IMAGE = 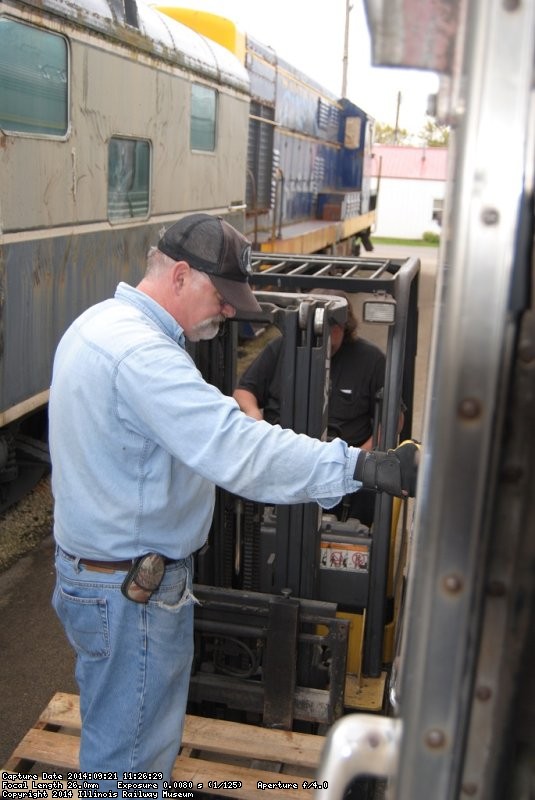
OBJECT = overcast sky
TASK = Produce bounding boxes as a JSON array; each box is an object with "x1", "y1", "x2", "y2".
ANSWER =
[{"x1": 153, "y1": 0, "x2": 439, "y2": 133}]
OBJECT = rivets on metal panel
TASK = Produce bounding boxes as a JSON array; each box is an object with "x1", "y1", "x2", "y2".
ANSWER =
[
  {"x1": 481, "y1": 207, "x2": 500, "y2": 225},
  {"x1": 443, "y1": 573, "x2": 463, "y2": 594},
  {"x1": 458, "y1": 397, "x2": 481, "y2": 419},
  {"x1": 367, "y1": 733, "x2": 381, "y2": 749},
  {"x1": 475, "y1": 685, "x2": 492, "y2": 702},
  {"x1": 425, "y1": 728, "x2": 446, "y2": 749}
]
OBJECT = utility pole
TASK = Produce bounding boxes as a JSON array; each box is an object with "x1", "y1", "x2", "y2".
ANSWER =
[
  {"x1": 394, "y1": 91, "x2": 402, "y2": 143},
  {"x1": 342, "y1": 0, "x2": 352, "y2": 97}
]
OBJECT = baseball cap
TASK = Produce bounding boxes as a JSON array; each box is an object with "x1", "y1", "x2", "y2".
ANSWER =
[{"x1": 157, "y1": 214, "x2": 261, "y2": 313}]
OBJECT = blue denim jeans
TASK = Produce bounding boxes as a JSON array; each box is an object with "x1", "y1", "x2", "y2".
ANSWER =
[{"x1": 53, "y1": 547, "x2": 196, "y2": 784}]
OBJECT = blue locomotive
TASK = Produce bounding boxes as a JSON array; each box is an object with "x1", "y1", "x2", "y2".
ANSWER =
[{"x1": 154, "y1": 5, "x2": 377, "y2": 254}]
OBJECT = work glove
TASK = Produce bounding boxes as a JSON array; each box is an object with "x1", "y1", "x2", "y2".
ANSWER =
[{"x1": 353, "y1": 440, "x2": 420, "y2": 498}]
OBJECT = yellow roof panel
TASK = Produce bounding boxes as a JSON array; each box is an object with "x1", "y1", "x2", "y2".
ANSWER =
[{"x1": 152, "y1": 6, "x2": 246, "y2": 63}]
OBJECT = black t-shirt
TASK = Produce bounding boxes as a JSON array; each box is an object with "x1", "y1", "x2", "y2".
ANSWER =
[{"x1": 237, "y1": 335, "x2": 386, "y2": 447}]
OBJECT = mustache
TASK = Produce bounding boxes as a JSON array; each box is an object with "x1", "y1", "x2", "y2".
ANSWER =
[
  {"x1": 189, "y1": 314, "x2": 227, "y2": 341},
  {"x1": 198, "y1": 315, "x2": 225, "y2": 328}
]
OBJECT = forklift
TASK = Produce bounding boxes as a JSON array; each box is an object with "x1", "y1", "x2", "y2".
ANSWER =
[{"x1": 187, "y1": 252, "x2": 420, "y2": 732}]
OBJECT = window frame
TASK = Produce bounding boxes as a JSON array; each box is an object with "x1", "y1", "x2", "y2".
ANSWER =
[
  {"x1": 190, "y1": 82, "x2": 218, "y2": 153},
  {"x1": 0, "y1": 15, "x2": 70, "y2": 139},
  {"x1": 107, "y1": 135, "x2": 152, "y2": 223}
]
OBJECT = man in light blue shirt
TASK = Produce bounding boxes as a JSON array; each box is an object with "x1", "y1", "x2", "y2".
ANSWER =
[{"x1": 49, "y1": 213, "x2": 418, "y2": 784}]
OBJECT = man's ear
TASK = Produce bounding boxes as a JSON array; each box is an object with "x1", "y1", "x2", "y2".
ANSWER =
[{"x1": 172, "y1": 260, "x2": 190, "y2": 293}]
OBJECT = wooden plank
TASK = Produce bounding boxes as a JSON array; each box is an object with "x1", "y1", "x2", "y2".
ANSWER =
[
  {"x1": 6, "y1": 728, "x2": 314, "y2": 800},
  {"x1": 173, "y1": 756, "x2": 314, "y2": 800},
  {"x1": 181, "y1": 715, "x2": 323, "y2": 769},
  {"x1": 344, "y1": 672, "x2": 387, "y2": 712},
  {"x1": 0, "y1": 776, "x2": 82, "y2": 799},
  {"x1": 39, "y1": 693, "x2": 324, "y2": 770},
  {"x1": 40, "y1": 692, "x2": 80, "y2": 727},
  {"x1": 11, "y1": 728, "x2": 79, "y2": 769},
  {"x1": 4, "y1": 693, "x2": 324, "y2": 800}
]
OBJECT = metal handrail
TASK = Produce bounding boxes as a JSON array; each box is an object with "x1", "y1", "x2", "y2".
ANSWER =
[{"x1": 315, "y1": 713, "x2": 402, "y2": 797}]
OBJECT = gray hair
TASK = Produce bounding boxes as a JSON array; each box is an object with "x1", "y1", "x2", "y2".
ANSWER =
[
  {"x1": 145, "y1": 247, "x2": 212, "y2": 296},
  {"x1": 145, "y1": 246, "x2": 175, "y2": 277}
]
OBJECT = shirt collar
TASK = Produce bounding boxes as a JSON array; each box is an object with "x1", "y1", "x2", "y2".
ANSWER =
[{"x1": 115, "y1": 282, "x2": 185, "y2": 347}]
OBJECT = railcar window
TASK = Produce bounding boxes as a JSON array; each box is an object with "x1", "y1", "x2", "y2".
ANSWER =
[
  {"x1": 190, "y1": 84, "x2": 217, "y2": 151},
  {"x1": 107, "y1": 137, "x2": 151, "y2": 221},
  {"x1": 0, "y1": 18, "x2": 68, "y2": 136}
]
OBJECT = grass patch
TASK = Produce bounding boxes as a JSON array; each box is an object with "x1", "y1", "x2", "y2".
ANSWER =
[{"x1": 371, "y1": 236, "x2": 439, "y2": 247}]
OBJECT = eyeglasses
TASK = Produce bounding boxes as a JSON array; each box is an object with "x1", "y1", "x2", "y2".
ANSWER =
[
  {"x1": 121, "y1": 553, "x2": 166, "y2": 603},
  {"x1": 214, "y1": 289, "x2": 235, "y2": 313}
]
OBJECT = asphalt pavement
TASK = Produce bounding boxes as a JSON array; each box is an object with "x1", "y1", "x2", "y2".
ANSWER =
[{"x1": 0, "y1": 535, "x2": 77, "y2": 765}]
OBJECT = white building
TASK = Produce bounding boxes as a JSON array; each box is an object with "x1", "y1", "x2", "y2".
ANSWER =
[{"x1": 370, "y1": 145, "x2": 449, "y2": 239}]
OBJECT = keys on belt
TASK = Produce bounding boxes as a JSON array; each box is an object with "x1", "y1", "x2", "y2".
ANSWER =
[{"x1": 60, "y1": 550, "x2": 182, "y2": 603}]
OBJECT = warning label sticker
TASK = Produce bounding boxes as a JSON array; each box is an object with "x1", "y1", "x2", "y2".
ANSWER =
[{"x1": 320, "y1": 542, "x2": 369, "y2": 572}]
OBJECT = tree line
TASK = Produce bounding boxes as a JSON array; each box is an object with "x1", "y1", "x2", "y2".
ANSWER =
[{"x1": 374, "y1": 118, "x2": 450, "y2": 147}]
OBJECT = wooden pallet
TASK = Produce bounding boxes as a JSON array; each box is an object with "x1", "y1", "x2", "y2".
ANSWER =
[{"x1": 3, "y1": 692, "x2": 325, "y2": 799}]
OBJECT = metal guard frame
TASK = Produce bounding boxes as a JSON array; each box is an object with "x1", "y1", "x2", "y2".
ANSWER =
[{"x1": 245, "y1": 252, "x2": 421, "y2": 677}]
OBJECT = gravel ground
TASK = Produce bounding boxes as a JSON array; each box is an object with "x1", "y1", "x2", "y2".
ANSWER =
[{"x1": 0, "y1": 476, "x2": 53, "y2": 574}]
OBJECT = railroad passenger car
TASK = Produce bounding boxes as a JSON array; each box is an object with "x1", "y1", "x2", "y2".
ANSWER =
[{"x1": 0, "y1": 0, "x2": 249, "y2": 508}]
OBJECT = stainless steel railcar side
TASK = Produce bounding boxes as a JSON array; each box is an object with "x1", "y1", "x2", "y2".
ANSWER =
[
  {"x1": 0, "y1": 0, "x2": 250, "y2": 507},
  {"x1": 318, "y1": 0, "x2": 535, "y2": 797}
]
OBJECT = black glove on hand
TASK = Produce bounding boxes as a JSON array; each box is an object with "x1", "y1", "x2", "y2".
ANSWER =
[{"x1": 354, "y1": 440, "x2": 420, "y2": 498}]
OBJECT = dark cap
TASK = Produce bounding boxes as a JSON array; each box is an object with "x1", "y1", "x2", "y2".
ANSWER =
[
  {"x1": 158, "y1": 214, "x2": 261, "y2": 313},
  {"x1": 310, "y1": 288, "x2": 357, "y2": 339}
]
